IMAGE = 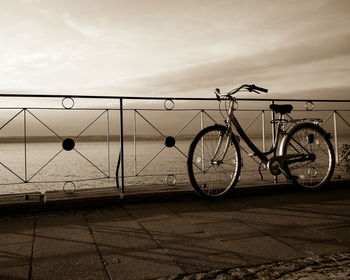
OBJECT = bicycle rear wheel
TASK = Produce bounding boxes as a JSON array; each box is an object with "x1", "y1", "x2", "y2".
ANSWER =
[
  {"x1": 187, "y1": 125, "x2": 241, "y2": 199},
  {"x1": 282, "y1": 122, "x2": 335, "y2": 190}
]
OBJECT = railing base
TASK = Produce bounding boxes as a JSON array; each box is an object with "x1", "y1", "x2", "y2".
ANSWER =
[{"x1": 1, "y1": 179, "x2": 349, "y2": 216}]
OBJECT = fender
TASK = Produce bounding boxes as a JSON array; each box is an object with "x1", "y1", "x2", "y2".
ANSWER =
[{"x1": 279, "y1": 121, "x2": 330, "y2": 156}]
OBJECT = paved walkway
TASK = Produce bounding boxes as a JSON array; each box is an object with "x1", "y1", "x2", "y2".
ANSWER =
[{"x1": 1, "y1": 183, "x2": 350, "y2": 279}]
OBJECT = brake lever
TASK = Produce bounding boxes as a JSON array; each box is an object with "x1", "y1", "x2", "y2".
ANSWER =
[{"x1": 252, "y1": 89, "x2": 261, "y2": 94}]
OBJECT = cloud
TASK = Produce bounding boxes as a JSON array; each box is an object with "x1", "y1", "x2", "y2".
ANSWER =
[
  {"x1": 89, "y1": 32, "x2": 350, "y2": 98},
  {"x1": 62, "y1": 12, "x2": 102, "y2": 37},
  {"x1": 22, "y1": 0, "x2": 41, "y2": 3},
  {"x1": 282, "y1": 86, "x2": 350, "y2": 102},
  {"x1": 2, "y1": 0, "x2": 350, "y2": 99}
]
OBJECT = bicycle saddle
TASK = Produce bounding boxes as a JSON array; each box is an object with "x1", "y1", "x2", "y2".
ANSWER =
[{"x1": 269, "y1": 104, "x2": 293, "y2": 114}]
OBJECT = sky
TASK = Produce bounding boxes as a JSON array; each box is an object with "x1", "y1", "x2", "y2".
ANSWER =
[{"x1": 1, "y1": 0, "x2": 350, "y2": 99}]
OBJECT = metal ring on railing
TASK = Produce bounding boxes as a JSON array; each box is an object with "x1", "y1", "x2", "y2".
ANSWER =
[
  {"x1": 164, "y1": 99, "x2": 175, "y2": 110},
  {"x1": 63, "y1": 181, "x2": 76, "y2": 194},
  {"x1": 62, "y1": 97, "x2": 75, "y2": 109},
  {"x1": 165, "y1": 174, "x2": 176, "y2": 186},
  {"x1": 305, "y1": 101, "x2": 314, "y2": 111}
]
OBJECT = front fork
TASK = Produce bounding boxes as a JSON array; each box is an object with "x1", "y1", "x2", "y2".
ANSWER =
[{"x1": 211, "y1": 124, "x2": 232, "y2": 165}]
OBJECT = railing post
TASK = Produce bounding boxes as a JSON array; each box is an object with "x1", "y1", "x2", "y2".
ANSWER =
[
  {"x1": 333, "y1": 110, "x2": 339, "y2": 165},
  {"x1": 24, "y1": 108, "x2": 27, "y2": 183},
  {"x1": 200, "y1": 110, "x2": 204, "y2": 171},
  {"x1": 134, "y1": 109, "x2": 137, "y2": 176},
  {"x1": 270, "y1": 101, "x2": 276, "y2": 144},
  {"x1": 106, "y1": 109, "x2": 110, "y2": 177},
  {"x1": 262, "y1": 110, "x2": 266, "y2": 153},
  {"x1": 270, "y1": 101, "x2": 277, "y2": 183},
  {"x1": 120, "y1": 98, "x2": 125, "y2": 192}
]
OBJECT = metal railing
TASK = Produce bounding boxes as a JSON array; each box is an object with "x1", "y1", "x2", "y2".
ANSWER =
[{"x1": 0, "y1": 93, "x2": 349, "y2": 195}]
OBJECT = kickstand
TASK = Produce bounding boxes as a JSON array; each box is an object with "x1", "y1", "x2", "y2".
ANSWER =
[{"x1": 258, "y1": 162, "x2": 264, "y2": 181}]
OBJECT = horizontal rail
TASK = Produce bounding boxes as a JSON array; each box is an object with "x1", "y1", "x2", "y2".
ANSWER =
[
  {"x1": 0, "y1": 107, "x2": 350, "y2": 112},
  {"x1": 0, "y1": 93, "x2": 349, "y2": 103}
]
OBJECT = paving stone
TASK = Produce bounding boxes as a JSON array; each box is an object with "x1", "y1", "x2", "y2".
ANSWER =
[
  {"x1": 124, "y1": 202, "x2": 176, "y2": 222},
  {"x1": 244, "y1": 206, "x2": 336, "y2": 220},
  {"x1": 104, "y1": 248, "x2": 183, "y2": 280},
  {"x1": 87, "y1": 216, "x2": 160, "y2": 255},
  {"x1": 283, "y1": 201, "x2": 350, "y2": 218},
  {"x1": 175, "y1": 252, "x2": 246, "y2": 274},
  {"x1": 193, "y1": 221, "x2": 262, "y2": 241},
  {"x1": 180, "y1": 212, "x2": 234, "y2": 225},
  {"x1": 222, "y1": 235, "x2": 305, "y2": 264},
  {"x1": 31, "y1": 252, "x2": 106, "y2": 279},
  {"x1": 83, "y1": 206, "x2": 130, "y2": 222},
  {"x1": 248, "y1": 224, "x2": 333, "y2": 246},
  {"x1": 237, "y1": 210, "x2": 294, "y2": 226},
  {"x1": 199, "y1": 213, "x2": 240, "y2": 225},
  {"x1": 163, "y1": 201, "x2": 234, "y2": 225},
  {"x1": 33, "y1": 215, "x2": 95, "y2": 251},
  {"x1": 0, "y1": 216, "x2": 34, "y2": 245},
  {"x1": 61, "y1": 270, "x2": 108, "y2": 280},
  {"x1": 283, "y1": 214, "x2": 342, "y2": 228},
  {"x1": 141, "y1": 217, "x2": 202, "y2": 235},
  {"x1": 0, "y1": 264, "x2": 29, "y2": 280},
  {"x1": 0, "y1": 216, "x2": 34, "y2": 272},
  {"x1": 200, "y1": 199, "x2": 252, "y2": 213},
  {"x1": 154, "y1": 232, "x2": 229, "y2": 259},
  {"x1": 163, "y1": 201, "x2": 213, "y2": 213},
  {"x1": 86, "y1": 212, "x2": 183, "y2": 279},
  {"x1": 318, "y1": 225, "x2": 350, "y2": 242},
  {"x1": 31, "y1": 214, "x2": 107, "y2": 280},
  {"x1": 294, "y1": 239, "x2": 350, "y2": 256},
  {"x1": 0, "y1": 242, "x2": 33, "y2": 267}
]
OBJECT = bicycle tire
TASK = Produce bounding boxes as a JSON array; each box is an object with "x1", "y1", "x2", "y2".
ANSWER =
[
  {"x1": 281, "y1": 122, "x2": 335, "y2": 190},
  {"x1": 187, "y1": 125, "x2": 241, "y2": 199}
]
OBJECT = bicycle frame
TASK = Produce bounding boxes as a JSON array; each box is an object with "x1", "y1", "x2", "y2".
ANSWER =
[
  {"x1": 220, "y1": 100, "x2": 285, "y2": 165},
  {"x1": 211, "y1": 95, "x2": 322, "y2": 178}
]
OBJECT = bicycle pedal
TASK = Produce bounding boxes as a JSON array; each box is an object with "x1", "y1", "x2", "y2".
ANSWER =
[{"x1": 248, "y1": 153, "x2": 256, "y2": 157}]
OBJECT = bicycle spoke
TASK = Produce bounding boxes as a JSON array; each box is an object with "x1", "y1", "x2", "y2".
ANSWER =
[
  {"x1": 313, "y1": 140, "x2": 330, "y2": 156},
  {"x1": 289, "y1": 135, "x2": 311, "y2": 155},
  {"x1": 188, "y1": 125, "x2": 241, "y2": 198},
  {"x1": 284, "y1": 123, "x2": 334, "y2": 189},
  {"x1": 289, "y1": 161, "x2": 312, "y2": 171}
]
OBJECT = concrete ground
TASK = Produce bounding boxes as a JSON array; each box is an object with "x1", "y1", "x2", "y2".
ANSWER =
[{"x1": 1, "y1": 181, "x2": 350, "y2": 280}]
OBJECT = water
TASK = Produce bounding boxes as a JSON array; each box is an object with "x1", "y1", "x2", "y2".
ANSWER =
[
  {"x1": 0, "y1": 139, "x2": 194, "y2": 194},
  {"x1": 0, "y1": 136, "x2": 349, "y2": 195}
]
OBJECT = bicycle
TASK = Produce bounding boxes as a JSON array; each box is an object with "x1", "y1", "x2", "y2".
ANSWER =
[{"x1": 187, "y1": 84, "x2": 335, "y2": 199}]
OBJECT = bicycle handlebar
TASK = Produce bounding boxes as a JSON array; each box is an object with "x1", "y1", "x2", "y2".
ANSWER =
[
  {"x1": 248, "y1": 84, "x2": 268, "y2": 93},
  {"x1": 215, "y1": 84, "x2": 268, "y2": 100}
]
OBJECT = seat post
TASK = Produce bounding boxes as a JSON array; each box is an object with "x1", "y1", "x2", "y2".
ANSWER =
[{"x1": 280, "y1": 113, "x2": 285, "y2": 121}]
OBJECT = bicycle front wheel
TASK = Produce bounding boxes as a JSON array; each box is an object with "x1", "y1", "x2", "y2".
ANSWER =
[
  {"x1": 282, "y1": 122, "x2": 335, "y2": 190},
  {"x1": 187, "y1": 125, "x2": 241, "y2": 199}
]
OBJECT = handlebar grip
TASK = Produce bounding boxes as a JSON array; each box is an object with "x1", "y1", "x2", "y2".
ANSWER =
[
  {"x1": 250, "y1": 84, "x2": 268, "y2": 93},
  {"x1": 215, "y1": 88, "x2": 221, "y2": 100}
]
